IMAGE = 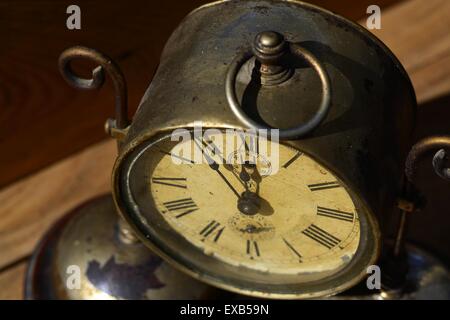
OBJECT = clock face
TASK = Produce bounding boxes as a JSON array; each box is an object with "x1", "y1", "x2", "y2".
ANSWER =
[
  {"x1": 115, "y1": 129, "x2": 379, "y2": 297},
  {"x1": 152, "y1": 131, "x2": 359, "y2": 277}
]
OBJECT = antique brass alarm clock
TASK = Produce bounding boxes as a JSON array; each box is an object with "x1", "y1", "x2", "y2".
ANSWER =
[
  {"x1": 110, "y1": 0, "x2": 411, "y2": 299},
  {"x1": 25, "y1": 0, "x2": 450, "y2": 300}
]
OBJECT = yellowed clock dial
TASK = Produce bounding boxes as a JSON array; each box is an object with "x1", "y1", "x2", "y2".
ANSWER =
[{"x1": 150, "y1": 131, "x2": 360, "y2": 277}]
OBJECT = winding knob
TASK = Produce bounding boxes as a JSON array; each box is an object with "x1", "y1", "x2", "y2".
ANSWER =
[
  {"x1": 252, "y1": 31, "x2": 292, "y2": 86},
  {"x1": 253, "y1": 31, "x2": 287, "y2": 64}
]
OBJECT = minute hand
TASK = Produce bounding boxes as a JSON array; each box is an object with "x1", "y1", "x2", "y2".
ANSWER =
[
  {"x1": 200, "y1": 138, "x2": 249, "y2": 189},
  {"x1": 194, "y1": 138, "x2": 241, "y2": 198}
]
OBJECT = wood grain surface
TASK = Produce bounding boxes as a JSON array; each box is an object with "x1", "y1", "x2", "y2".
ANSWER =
[
  {"x1": 0, "y1": 262, "x2": 26, "y2": 300},
  {"x1": 0, "y1": 140, "x2": 115, "y2": 271},
  {"x1": 368, "y1": 0, "x2": 450, "y2": 103}
]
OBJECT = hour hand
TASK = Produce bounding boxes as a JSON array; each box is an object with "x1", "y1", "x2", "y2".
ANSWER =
[
  {"x1": 194, "y1": 138, "x2": 240, "y2": 198},
  {"x1": 234, "y1": 159, "x2": 261, "y2": 193}
]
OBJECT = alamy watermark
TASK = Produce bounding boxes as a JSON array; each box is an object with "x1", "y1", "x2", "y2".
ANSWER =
[
  {"x1": 170, "y1": 122, "x2": 280, "y2": 175},
  {"x1": 66, "y1": 265, "x2": 81, "y2": 290},
  {"x1": 65, "y1": 4, "x2": 381, "y2": 31},
  {"x1": 366, "y1": 265, "x2": 381, "y2": 290},
  {"x1": 66, "y1": 5, "x2": 81, "y2": 30},
  {"x1": 366, "y1": 5, "x2": 382, "y2": 30}
]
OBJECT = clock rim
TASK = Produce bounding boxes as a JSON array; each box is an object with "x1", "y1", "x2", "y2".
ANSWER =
[{"x1": 112, "y1": 129, "x2": 381, "y2": 299}]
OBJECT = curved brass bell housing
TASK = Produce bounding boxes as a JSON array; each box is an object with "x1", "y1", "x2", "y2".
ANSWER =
[
  {"x1": 109, "y1": 0, "x2": 416, "y2": 299},
  {"x1": 25, "y1": 195, "x2": 226, "y2": 299}
]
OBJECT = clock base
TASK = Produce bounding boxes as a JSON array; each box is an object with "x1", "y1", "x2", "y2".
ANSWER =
[
  {"x1": 24, "y1": 193, "x2": 449, "y2": 300},
  {"x1": 24, "y1": 194, "x2": 228, "y2": 300},
  {"x1": 328, "y1": 245, "x2": 450, "y2": 300}
]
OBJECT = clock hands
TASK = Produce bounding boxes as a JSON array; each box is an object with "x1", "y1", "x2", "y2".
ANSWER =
[
  {"x1": 236, "y1": 160, "x2": 260, "y2": 214},
  {"x1": 194, "y1": 136, "x2": 273, "y2": 216},
  {"x1": 201, "y1": 138, "x2": 248, "y2": 188},
  {"x1": 215, "y1": 169, "x2": 241, "y2": 199},
  {"x1": 240, "y1": 160, "x2": 260, "y2": 193},
  {"x1": 237, "y1": 161, "x2": 275, "y2": 216},
  {"x1": 193, "y1": 137, "x2": 241, "y2": 198}
]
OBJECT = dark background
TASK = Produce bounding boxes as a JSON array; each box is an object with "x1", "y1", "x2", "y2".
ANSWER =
[
  {"x1": 1, "y1": 0, "x2": 449, "y2": 266},
  {"x1": 0, "y1": 0, "x2": 401, "y2": 188}
]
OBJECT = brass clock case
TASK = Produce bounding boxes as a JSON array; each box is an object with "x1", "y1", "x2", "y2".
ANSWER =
[
  {"x1": 111, "y1": 0, "x2": 416, "y2": 298},
  {"x1": 25, "y1": 195, "x2": 224, "y2": 300},
  {"x1": 113, "y1": 130, "x2": 381, "y2": 298}
]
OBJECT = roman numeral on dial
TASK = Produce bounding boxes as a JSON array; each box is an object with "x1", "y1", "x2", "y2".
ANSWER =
[
  {"x1": 308, "y1": 181, "x2": 340, "y2": 191},
  {"x1": 246, "y1": 240, "x2": 260, "y2": 258},
  {"x1": 152, "y1": 177, "x2": 187, "y2": 189},
  {"x1": 201, "y1": 139, "x2": 219, "y2": 156},
  {"x1": 238, "y1": 132, "x2": 250, "y2": 153},
  {"x1": 317, "y1": 206, "x2": 354, "y2": 222},
  {"x1": 199, "y1": 220, "x2": 225, "y2": 242},
  {"x1": 249, "y1": 134, "x2": 259, "y2": 154},
  {"x1": 302, "y1": 224, "x2": 341, "y2": 249},
  {"x1": 162, "y1": 198, "x2": 198, "y2": 218}
]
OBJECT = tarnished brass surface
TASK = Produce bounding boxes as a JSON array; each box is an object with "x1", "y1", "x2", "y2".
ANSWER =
[
  {"x1": 59, "y1": 46, "x2": 129, "y2": 142},
  {"x1": 115, "y1": 0, "x2": 416, "y2": 230},
  {"x1": 405, "y1": 135, "x2": 450, "y2": 183},
  {"x1": 225, "y1": 31, "x2": 332, "y2": 139},
  {"x1": 327, "y1": 245, "x2": 450, "y2": 300},
  {"x1": 110, "y1": 0, "x2": 416, "y2": 298},
  {"x1": 25, "y1": 195, "x2": 226, "y2": 300},
  {"x1": 114, "y1": 130, "x2": 378, "y2": 299}
]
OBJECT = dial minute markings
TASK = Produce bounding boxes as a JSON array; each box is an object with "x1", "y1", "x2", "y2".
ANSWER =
[
  {"x1": 302, "y1": 224, "x2": 341, "y2": 249},
  {"x1": 282, "y1": 238, "x2": 302, "y2": 262},
  {"x1": 282, "y1": 151, "x2": 303, "y2": 168}
]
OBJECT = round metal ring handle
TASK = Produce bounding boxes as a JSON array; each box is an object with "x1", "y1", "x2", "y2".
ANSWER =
[{"x1": 225, "y1": 43, "x2": 332, "y2": 140}]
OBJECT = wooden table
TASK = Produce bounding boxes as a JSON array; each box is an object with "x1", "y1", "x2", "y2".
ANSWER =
[{"x1": 1, "y1": 0, "x2": 449, "y2": 299}]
